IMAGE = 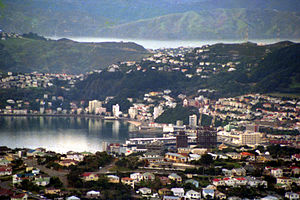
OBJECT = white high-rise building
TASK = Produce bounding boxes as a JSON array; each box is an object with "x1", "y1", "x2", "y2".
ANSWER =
[
  {"x1": 112, "y1": 104, "x2": 120, "y2": 117},
  {"x1": 128, "y1": 107, "x2": 138, "y2": 119},
  {"x1": 153, "y1": 105, "x2": 164, "y2": 119},
  {"x1": 88, "y1": 100, "x2": 102, "y2": 114},
  {"x1": 189, "y1": 114, "x2": 197, "y2": 128}
]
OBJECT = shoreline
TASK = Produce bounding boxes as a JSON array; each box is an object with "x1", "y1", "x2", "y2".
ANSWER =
[{"x1": 0, "y1": 113, "x2": 139, "y2": 122}]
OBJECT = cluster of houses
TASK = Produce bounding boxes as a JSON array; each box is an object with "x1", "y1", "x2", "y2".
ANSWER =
[
  {"x1": 115, "y1": 44, "x2": 242, "y2": 78},
  {"x1": 0, "y1": 145, "x2": 300, "y2": 200}
]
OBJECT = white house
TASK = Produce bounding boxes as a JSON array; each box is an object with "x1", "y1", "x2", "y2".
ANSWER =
[
  {"x1": 86, "y1": 191, "x2": 100, "y2": 198},
  {"x1": 185, "y1": 190, "x2": 201, "y2": 199},
  {"x1": 130, "y1": 172, "x2": 143, "y2": 182},
  {"x1": 171, "y1": 188, "x2": 185, "y2": 197},
  {"x1": 212, "y1": 178, "x2": 225, "y2": 186},
  {"x1": 285, "y1": 192, "x2": 299, "y2": 200},
  {"x1": 270, "y1": 168, "x2": 283, "y2": 178},
  {"x1": 66, "y1": 196, "x2": 80, "y2": 200},
  {"x1": 234, "y1": 177, "x2": 247, "y2": 186},
  {"x1": 223, "y1": 178, "x2": 236, "y2": 187},
  {"x1": 261, "y1": 195, "x2": 279, "y2": 200},
  {"x1": 138, "y1": 187, "x2": 151, "y2": 195}
]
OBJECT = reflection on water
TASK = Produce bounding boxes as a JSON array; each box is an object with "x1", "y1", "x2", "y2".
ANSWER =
[{"x1": 0, "y1": 116, "x2": 134, "y2": 153}]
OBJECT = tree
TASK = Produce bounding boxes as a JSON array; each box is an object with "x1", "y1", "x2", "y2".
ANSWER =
[
  {"x1": 200, "y1": 154, "x2": 214, "y2": 166},
  {"x1": 49, "y1": 177, "x2": 63, "y2": 188}
]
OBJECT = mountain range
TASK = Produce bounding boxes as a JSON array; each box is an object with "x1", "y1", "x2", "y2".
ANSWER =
[{"x1": 1, "y1": 0, "x2": 300, "y2": 40}]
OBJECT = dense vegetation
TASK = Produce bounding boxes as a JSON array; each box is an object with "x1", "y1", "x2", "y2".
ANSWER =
[
  {"x1": 0, "y1": 36, "x2": 149, "y2": 74},
  {"x1": 73, "y1": 70, "x2": 189, "y2": 100}
]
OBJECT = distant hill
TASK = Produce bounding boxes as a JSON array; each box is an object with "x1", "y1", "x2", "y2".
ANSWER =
[
  {"x1": 70, "y1": 42, "x2": 300, "y2": 101},
  {"x1": 201, "y1": 42, "x2": 300, "y2": 97},
  {"x1": 251, "y1": 43, "x2": 300, "y2": 93},
  {"x1": 98, "y1": 9, "x2": 300, "y2": 40},
  {"x1": 1, "y1": 0, "x2": 300, "y2": 40},
  {"x1": 0, "y1": 34, "x2": 149, "y2": 74}
]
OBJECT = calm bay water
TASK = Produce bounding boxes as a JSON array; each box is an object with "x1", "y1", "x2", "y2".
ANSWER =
[
  {"x1": 49, "y1": 36, "x2": 300, "y2": 49},
  {"x1": 0, "y1": 116, "x2": 136, "y2": 153}
]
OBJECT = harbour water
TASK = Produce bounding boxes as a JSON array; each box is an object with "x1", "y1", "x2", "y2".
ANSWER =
[
  {"x1": 0, "y1": 116, "x2": 136, "y2": 153},
  {"x1": 48, "y1": 36, "x2": 300, "y2": 49}
]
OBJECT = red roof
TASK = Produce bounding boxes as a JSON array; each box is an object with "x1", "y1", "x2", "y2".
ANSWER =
[
  {"x1": 241, "y1": 152, "x2": 254, "y2": 156},
  {"x1": 290, "y1": 166, "x2": 300, "y2": 169},
  {"x1": 235, "y1": 177, "x2": 246, "y2": 181},
  {"x1": 293, "y1": 154, "x2": 300, "y2": 158},
  {"x1": 11, "y1": 193, "x2": 26, "y2": 198},
  {"x1": 223, "y1": 178, "x2": 230, "y2": 180},
  {"x1": 0, "y1": 167, "x2": 12, "y2": 172},
  {"x1": 122, "y1": 177, "x2": 133, "y2": 181},
  {"x1": 81, "y1": 172, "x2": 98, "y2": 177},
  {"x1": 213, "y1": 179, "x2": 221, "y2": 182}
]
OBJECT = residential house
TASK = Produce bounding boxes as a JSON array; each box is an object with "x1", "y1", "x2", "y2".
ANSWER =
[
  {"x1": 226, "y1": 152, "x2": 242, "y2": 160},
  {"x1": 171, "y1": 188, "x2": 184, "y2": 197},
  {"x1": 223, "y1": 178, "x2": 235, "y2": 187},
  {"x1": 12, "y1": 173, "x2": 35, "y2": 185},
  {"x1": 34, "y1": 176, "x2": 50, "y2": 186},
  {"x1": 142, "y1": 172, "x2": 155, "y2": 181},
  {"x1": 86, "y1": 191, "x2": 100, "y2": 198},
  {"x1": 138, "y1": 187, "x2": 151, "y2": 195},
  {"x1": 107, "y1": 175, "x2": 119, "y2": 183},
  {"x1": 45, "y1": 187, "x2": 61, "y2": 195},
  {"x1": 160, "y1": 176, "x2": 171, "y2": 185},
  {"x1": 0, "y1": 159, "x2": 11, "y2": 166},
  {"x1": 232, "y1": 168, "x2": 246, "y2": 176},
  {"x1": 158, "y1": 188, "x2": 172, "y2": 196},
  {"x1": 185, "y1": 179, "x2": 199, "y2": 188},
  {"x1": 0, "y1": 167, "x2": 12, "y2": 176},
  {"x1": 81, "y1": 172, "x2": 99, "y2": 182},
  {"x1": 130, "y1": 172, "x2": 143, "y2": 183},
  {"x1": 202, "y1": 189, "x2": 214, "y2": 199},
  {"x1": 58, "y1": 159, "x2": 79, "y2": 167},
  {"x1": 168, "y1": 173, "x2": 182, "y2": 183},
  {"x1": 66, "y1": 196, "x2": 80, "y2": 200},
  {"x1": 271, "y1": 168, "x2": 283, "y2": 178},
  {"x1": 222, "y1": 169, "x2": 232, "y2": 177},
  {"x1": 64, "y1": 153, "x2": 84, "y2": 162},
  {"x1": 165, "y1": 152, "x2": 188, "y2": 163},
  {"x1": 185, "y1": 190, "x2": 201, "y2": 199},
  {"x1": 215, "y1": 191, "x2": 226, "y2": 200},
  {"x1": 276, "y1": 177, "x2": 292, "y2": 185},
  {"x1": 291, "y1": 166, "x2": 300, "y2": 175},
  {"x1": 246, "y1": 177, "x2": 267, "y2": 188},
  {"x1": 285, "y1": 192, "x2": 299, "y2": 200},
  {"x1": 261, "y1": 195, "x2": 279, "y2": 200},
  {"x1": 11, "y1": 193, "x2": 28, "y2": 200},
  {"x1": 121, "y1": 177, "x2": 135, "y2": 188},
  {"x1": 163, "y1": 196, "x2": 180, "y2": 200},
  {"x1": 234, "y1": 177, "x2": 247, "y2": 186},
  {"x1": 291, "y1": 154, "x2": 300, "y2": 161},
  {"x1": 212, "y1": 179, "x2": 225, "y2": 186}
]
